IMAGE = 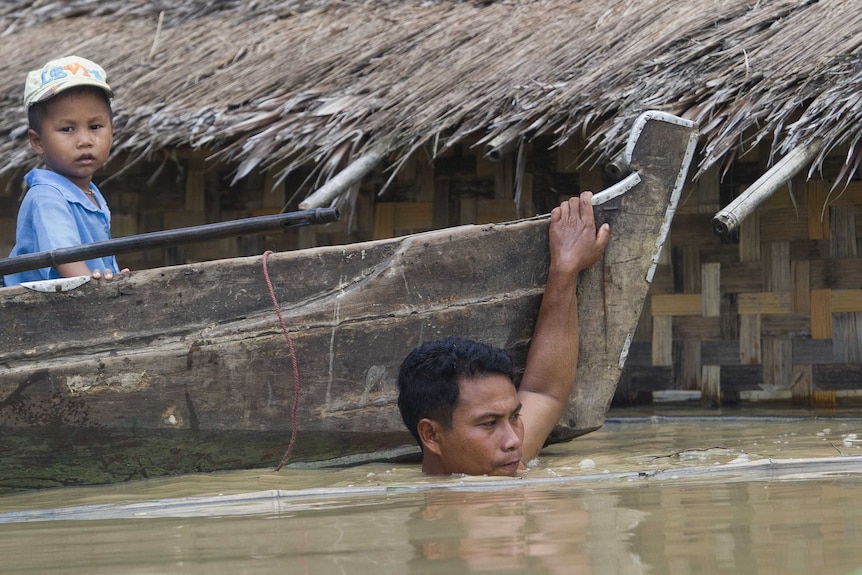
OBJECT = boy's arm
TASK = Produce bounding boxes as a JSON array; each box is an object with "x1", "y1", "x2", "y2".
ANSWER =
[
  {"x1": 517, "y1": 192, "x2": 610, "y2": 464},
  {"x1": 57, "y1": 262, "x2": 127, "y2": 280},
  {"x1": 57, "y1": 261, "x2": 94, "y2": 277},
  {"x1": 29, "y1": 188, "x2": 127, "y2": 280}
]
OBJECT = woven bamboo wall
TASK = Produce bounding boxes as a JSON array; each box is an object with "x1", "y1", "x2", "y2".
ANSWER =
[{"x1": 618, "y1": 148, "x2": 862, "y2": 408}]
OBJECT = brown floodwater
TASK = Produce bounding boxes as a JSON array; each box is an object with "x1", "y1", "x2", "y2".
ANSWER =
[{"x1": 3, "y1": 411, "x2": 862, "y2": 574}]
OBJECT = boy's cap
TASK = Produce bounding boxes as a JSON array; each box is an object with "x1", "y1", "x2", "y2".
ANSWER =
[{"x1": 23, "y1": 55, "x2": 113, "y2": 110}]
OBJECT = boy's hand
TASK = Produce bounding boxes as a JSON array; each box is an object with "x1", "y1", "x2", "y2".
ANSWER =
[{"x1": 92, "y1": 268, "x2": 129, "y2": 281}]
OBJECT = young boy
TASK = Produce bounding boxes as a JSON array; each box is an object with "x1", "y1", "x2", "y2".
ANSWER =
[{"x1": 4, "y1": 55, "x2": 127, "y2": 287}]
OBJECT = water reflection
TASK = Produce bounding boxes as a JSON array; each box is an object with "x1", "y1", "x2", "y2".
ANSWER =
[
  {"x1": 6, "y1": 476, "x2": 862, "y2": 574},
  {"x1": 409, "y1": 488, "x2": 644, "y2": 574},
  {"x1": 625, "y1": 478, "x2": 862, "y2": 574},
  {"x1": 408, "y1": 477, "x2": 862, "y2": 574}
]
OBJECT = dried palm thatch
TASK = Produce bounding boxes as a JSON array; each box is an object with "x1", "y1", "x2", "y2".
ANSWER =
[{"x1": 1, "y1": 0, "x2": 860, "y2": 201}]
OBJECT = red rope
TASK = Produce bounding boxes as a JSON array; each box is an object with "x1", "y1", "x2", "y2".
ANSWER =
[{"x1": 262, "y1": 250, "x2": 300, "y2": 471}]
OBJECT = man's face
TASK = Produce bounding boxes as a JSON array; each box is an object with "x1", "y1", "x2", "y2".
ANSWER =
[{"x1": 434, "y1": 374, "x2": 524, "y2": 476}]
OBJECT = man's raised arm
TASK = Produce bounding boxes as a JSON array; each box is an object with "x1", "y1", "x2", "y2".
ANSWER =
[{"x1": 517, "y1": 191, "x2": 610, "y2": 464}]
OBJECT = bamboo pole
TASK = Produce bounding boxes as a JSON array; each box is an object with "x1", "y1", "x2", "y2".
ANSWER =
[
  {"x1": 712, "y1": 139, "x2": 825, "y2": 238},
  {"x1": 0, "y1": 208, "x2": 340, "y2": 276},
  {"x1": 297, "y1": 146, "x2": 389, "y2": 210}
]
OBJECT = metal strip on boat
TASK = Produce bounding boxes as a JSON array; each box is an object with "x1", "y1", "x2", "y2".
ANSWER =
[{"x1": 19, "y1": 276, "x2": 90, "y2": 293}]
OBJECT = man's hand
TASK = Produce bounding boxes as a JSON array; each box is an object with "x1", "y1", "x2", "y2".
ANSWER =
[{"x1": 548, "y1": 192, "x2": 610, "y2": 276}]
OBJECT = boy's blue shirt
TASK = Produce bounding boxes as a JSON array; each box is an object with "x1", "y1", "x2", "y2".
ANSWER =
[{"x1": 4, "y1": 168, "x2": 120, "y2": 286}]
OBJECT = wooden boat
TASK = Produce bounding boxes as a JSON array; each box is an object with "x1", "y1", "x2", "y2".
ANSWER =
[{"x1": 0, "y1": 111, "x2": 697, "y2": 489}]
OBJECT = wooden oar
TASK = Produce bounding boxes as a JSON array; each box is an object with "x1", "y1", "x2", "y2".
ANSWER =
[{"x1": 0, "y1": 207, "x2": 340, "y2": 276}]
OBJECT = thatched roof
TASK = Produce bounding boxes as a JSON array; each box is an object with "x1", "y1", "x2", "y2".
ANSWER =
[{"x1": 2, "y1": 0, "x2": 860, "y2": 198}]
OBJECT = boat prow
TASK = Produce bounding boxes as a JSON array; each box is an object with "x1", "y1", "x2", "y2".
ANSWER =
[{"x1": 553, "y1": 110, "x2": 698, "y2": 443}]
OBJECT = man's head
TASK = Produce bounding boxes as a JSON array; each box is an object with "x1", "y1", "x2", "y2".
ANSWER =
[{"x1": 397, "y1": 337, "x2": 525, "y2": 476}]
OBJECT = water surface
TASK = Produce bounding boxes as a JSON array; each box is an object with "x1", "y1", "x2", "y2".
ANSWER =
[{"x1": 4, "y1": 413, "x2": 862, "y2": 574}]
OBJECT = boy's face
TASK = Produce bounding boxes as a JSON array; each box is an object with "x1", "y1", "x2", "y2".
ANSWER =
[{"x1": 28, "y1": 89, "x2": 113, "y2": 191}]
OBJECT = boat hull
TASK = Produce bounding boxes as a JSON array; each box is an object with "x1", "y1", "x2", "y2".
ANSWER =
[{"x1": 0, "y1": 111, "x2": 697, "y2": 487}]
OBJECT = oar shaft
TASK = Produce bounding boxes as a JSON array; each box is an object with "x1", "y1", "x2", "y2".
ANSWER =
[{"x1": 0, "y1": 207, "x2": 340, "y2": 276}]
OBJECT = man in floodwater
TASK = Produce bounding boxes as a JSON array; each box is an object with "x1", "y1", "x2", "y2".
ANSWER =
[{"x1": 397, "y1": 192, "x2": 610, "y2": 476}]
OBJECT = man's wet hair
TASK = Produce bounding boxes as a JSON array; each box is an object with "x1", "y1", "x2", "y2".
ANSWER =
[
  {"x1": 397, "y1": 336, "x2": 515, "y2": 447},
  {"x1": 27, "y1": 86, "x2": 113, "y2": 134}
]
